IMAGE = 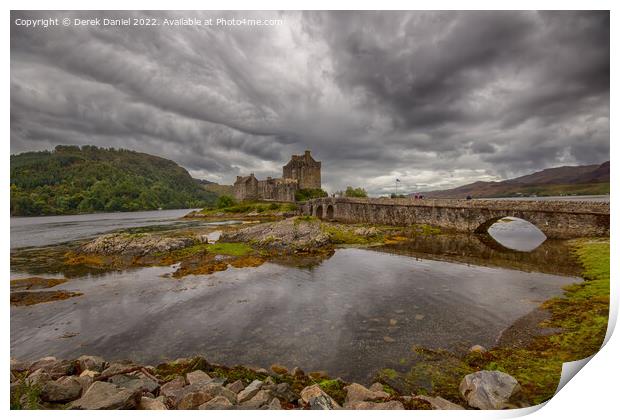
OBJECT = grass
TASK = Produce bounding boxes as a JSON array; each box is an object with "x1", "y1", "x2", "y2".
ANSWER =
[
  {"x1": 377, "y1": 238, "x2": 609, "y2": 406},
  {"x1": 10, "y1": 378, "x2": 42, "y2": 409},
  {"x1": 317, "y1": 379, "x2": 347, "y2": 405},
  {"x1": 156, "y1": 242, "x2": 253, "y2": 260}
]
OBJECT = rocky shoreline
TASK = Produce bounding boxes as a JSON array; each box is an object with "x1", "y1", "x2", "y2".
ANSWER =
[{"x1": 10, "y1": 354, "x2": 526, "y2": 410}]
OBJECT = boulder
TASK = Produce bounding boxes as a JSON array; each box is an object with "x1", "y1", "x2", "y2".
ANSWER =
[
  {"x1": 186, "y1": 370, "x2": 212, "y2": 385},
  {"x1": 413, "y1": 395, "x2": 464, "y2": 410},
  {"x1": 27, "y1": 357, "x2": 76, "y2": 379},
  {"x1": 469, "y1": 345, "x2": 488, "y2": 353},
  {"x1": 108, "y1": 374, "x2": 160, "y2": 394},
  {"x1": 344, "y1": 383, "x2": 389, "y2": 403},
  {"x1": 309, "y1": 395, "x2": 340, "y2": 410},
  {"x1": 300, "y1": 384, "x2": 341, "y2": 409},
  {"x1": 160, "y1": 376, "x2": 186, "y2": 399},
  {"x1": 266, "y1": 398, "x2": 282, "y2": 410},
  {"x1": 100, "y1": 361, "x2": 139, "y2": 377},
  {"x1": 77, "y1": 355, "x2": 107, "y2": 372},
  {"x1": 226, "y1": 379, "x2": 244, "y2": 394},
  {"x1": 264, "y1": 382, "x2": 297, "y2": 403},
  {"x1": 237, "y1": 379, "x2": 263, "y2": 403},
  {"x1": 369, "y1": 382, "x2": 384, "y2": 393},
  {"x1": 345, "y1": 400, "x2": 404, "y2": 410},
  {"x1": 70, "y1": 381, "x2": 141, "y2": 409},
  {"x1": 40, "y1": 376, "x2": 83, "y2": 403},
  {"x1": 26, "y1": 369, "x2": 52, "y2": 386},
  {"x1": 28, "y1": 356, "x2": 58, "y2": 373},
  {"x1": 175, "y1": 382, "x2": 236, "y2": 409},
  {"x1": 139, "y1": 396, "x2": 168, "y2": 410},
  {"x1": 199, "y1": 396, "x2": 233, "y2": 410},
  {"x1": 240, "y1": 390, "x2": 273, "y2": 409},
  {"x1": 459, "y1": 370, "x2": 523, "y2": 409}
]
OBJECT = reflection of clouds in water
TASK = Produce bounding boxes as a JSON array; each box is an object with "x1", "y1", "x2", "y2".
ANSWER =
[
  {"x1": 11, "y1": 248, "x2": 577, "y2": 383},
  {"x1": 488, "y1": 217, "x2": 547, "y2": 252}
]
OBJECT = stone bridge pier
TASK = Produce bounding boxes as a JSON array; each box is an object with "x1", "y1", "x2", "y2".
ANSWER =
[{"x1": 301, "y1": 197, "x2": 609, "y2": 239}]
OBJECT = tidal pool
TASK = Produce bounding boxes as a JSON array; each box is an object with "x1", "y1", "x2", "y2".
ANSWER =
[{"x1": 11, "y1": 246, "x2": 580, "y2": 384}]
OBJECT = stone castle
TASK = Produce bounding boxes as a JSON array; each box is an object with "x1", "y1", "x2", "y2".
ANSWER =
[{"x1": 233, "y1": 151, "x2": 321, "y2": 202}]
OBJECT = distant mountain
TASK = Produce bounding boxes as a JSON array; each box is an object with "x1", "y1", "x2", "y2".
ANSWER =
[
  {"x1": 10, "y1": 145, "x2": 218, "y2": 216},
  {"x1": 195, "y1": 179, "x2": 234, "y2": 196},
  {"x1": 420, "y1": 161, "x2": 610, "y2": 199}
]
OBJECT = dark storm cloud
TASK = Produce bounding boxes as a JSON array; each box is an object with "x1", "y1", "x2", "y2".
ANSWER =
[{"x1": 11, "y1": 10, "x2": 609, "y2": 194}]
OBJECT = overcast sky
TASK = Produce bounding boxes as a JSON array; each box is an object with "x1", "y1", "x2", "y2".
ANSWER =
[{"x1": 11, "y1": 11, "x2": 609, "y2": 195}]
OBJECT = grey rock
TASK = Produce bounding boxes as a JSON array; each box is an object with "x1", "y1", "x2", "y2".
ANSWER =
[
  {"x1": 237, "y1": 379, "x2": 263, "y2": 403},
  {"x1": 40, "y1": 376, "x2": 83, "y2": 403},
  {"x1": 70, "y1": 381, "x2": 141, "y2": 409},
  {"x1": 221, "y1": 218, "x2": 330, "y2": 253},
  {"x1": 310, "y1": 395, "x2": 340, "y2": 410},
  {"x1": 139, "y1": 396, "x2": 168, "y2": 410},
  {"x1": 266, "y1": 397, "x2": 282, "y2": 410},
  {"x1": 240, "y1": 390, "x2": 272, "y2": 409},
  {"x1": 186, "y1": 370, "x2": 212, "y2": 385},
  {"x1": 413, "y1": 395, "x2": 464, "y2": 410},
  {"x1": 28, "y1": 356, "x2": 57, "y2": 372},
  {"x1": 345, "y1": 400, "x2": 404, "y2": 410},
  {"x1": 77, "y1": 355, "x2": 107, "y2": 372},
  {"x1": 226, "y1": 379, "x2": 244, "y2": 393},
  {"x1": 266, "y1": 382, "x2": 297, "y2": 403},
  {"x1": 369, "y1": 382, "x2": 384, "y2": 393},
  {"x1": 79, "y1": 233, "x2": 196, "y2": 257},
  {"x1": 199, "y1": 395, "x2": 233, "y2": 410},
  {"x1": 459, "y1": 370, "x2": 524, "y2": 410},
  {"x1": 300, "y1": 384, "x2": 341, "y2": 409},
  {"x1": 26, "y1": 369, "x2": 52, "y2": 386},
  {"x1": 175, "y1": 382, "x2": 235, "y2": 409},
  {"x1": 28, "y1": 357, "x2": 75, "y2": 379},
  {"x1": 108, "y1": 374, "x2": 160, "y2": 394},
  {"x1": 100, "y1": 361, "x2": 139, "y2": 377},
  {"x1": 344, "y1": 383, "x2": 389, "y2": 403}
]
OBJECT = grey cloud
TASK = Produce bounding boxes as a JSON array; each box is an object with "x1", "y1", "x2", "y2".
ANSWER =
[{"x1": 11, "y1": 10, "x2": 609, "y2": 195}]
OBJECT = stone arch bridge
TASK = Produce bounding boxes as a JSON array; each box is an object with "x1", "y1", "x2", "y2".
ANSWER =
[{"x1": 301, "y1": 197, "x2": 609, "y2": 239}]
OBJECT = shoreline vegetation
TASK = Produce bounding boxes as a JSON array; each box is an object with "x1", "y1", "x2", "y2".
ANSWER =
[
  {"x1": 10, "y1": 146, "x2": 218, "y2": 217},
  {"x1": 9, "y1": 205, "x2": 610, "y2": 410}
]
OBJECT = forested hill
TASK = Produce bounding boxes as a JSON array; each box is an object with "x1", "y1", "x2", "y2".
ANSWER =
[{"x1": 10, "y1": 145, "x2": 218, "y2": 216}]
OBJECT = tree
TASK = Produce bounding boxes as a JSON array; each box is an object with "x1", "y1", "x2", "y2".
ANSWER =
[
  {"x1": 217, "y1": 195, "x2": 236, "y2": 208},
  {"x1": 344, "y1": 186, "x2": 367, "y2": 198}
]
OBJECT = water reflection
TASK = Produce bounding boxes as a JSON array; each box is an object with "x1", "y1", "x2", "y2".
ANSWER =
[
  {"x1": 487, "y1": 217, "x2": 547, "y2": 252},
  {"x1": 376, "y1": 232, "x2": 580, "y2": 277},
  {"x1": 10, "y1": 248, "x2": 579, "y2": 384}
]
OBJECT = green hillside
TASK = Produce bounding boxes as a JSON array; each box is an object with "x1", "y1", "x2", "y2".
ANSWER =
[{"x1": 10, "y1": 145, "x2": 218, "y2": 216}]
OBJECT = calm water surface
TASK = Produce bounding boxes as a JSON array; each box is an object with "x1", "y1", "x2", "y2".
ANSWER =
[
  {"x1": 10, "y1": 209, "x2": 203, "y2": 249},
  {"x1": 10, "y1": 212, "x2": 582, "y2": 383}
]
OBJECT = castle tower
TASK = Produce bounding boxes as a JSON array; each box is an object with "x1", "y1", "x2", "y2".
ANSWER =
[{"x1": 282, "y1": 150, "x2": 321, "y2": 190}]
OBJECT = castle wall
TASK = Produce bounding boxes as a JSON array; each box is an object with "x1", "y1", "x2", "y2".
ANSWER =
[{"x1": 234, "y1": 151, "x2": 321, "y2": 202}]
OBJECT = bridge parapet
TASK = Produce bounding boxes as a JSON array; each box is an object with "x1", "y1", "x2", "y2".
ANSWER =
[{"x1": 301, "y1": 197, "x2": 609, "y2": 239}]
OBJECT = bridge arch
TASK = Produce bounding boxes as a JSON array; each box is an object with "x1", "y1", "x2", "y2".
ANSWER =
[
  {"x1": 315, "y1": 205, "x2": 324, "y2": 219},
  {"x1": 326, "y1": 204, "x2": 334, "y2": 220},
  {"x1": 474, "y1": 215, "x2": 544, "y2": 236}
]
